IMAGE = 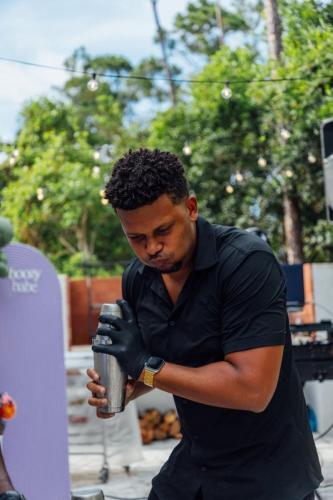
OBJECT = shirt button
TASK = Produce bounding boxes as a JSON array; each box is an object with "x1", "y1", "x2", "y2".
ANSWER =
[{"x1": 168, "y1": 320, "x2": 176, "y2": 326}]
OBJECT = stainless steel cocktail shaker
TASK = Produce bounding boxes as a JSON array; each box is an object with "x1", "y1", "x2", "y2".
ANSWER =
[{"x1": 92, "y1": 303, "x2": 127, "y2": 413}]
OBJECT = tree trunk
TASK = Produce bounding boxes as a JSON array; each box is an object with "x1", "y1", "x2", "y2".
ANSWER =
[
  {"x1": 283, "y1": 192, "x2": 304, "y2": 263},
  {"x1": 264, "y1": 0, "x2": 283, "y2": 61},
  {"x1": 76, "y1": 208, "x2": 92, "y2": 261},
  {"x1": 150, "y1": 0, "x2": 177, "y2": 107},
  {"x1": 264, "y1": 0, "x2": 304, "y2": 263},
  {"x1": 215, "y1": 0, "x2": 224, "y2": 47}
]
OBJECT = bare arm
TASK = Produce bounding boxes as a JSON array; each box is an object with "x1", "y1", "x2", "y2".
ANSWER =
[{"x1": 140, "y1": 345, "x2": 284, "y2": 413}]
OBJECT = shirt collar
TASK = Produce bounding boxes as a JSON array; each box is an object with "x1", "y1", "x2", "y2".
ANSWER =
[
  {"x1": 193, "y1": 215, "x2": 218, "y2": 271},
  {"x1": 137, "y1": 215, "x2": 218, "y2": 275}
]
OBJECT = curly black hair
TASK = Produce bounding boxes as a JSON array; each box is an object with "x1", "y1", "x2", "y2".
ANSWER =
[{"x1": 104, "y1": 148, "x2": 189, "y2": 210}]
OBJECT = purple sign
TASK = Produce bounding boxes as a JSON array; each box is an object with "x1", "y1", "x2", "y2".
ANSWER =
[{"x1": 0, "y1": 243, "x2": 70, "y2": 499}]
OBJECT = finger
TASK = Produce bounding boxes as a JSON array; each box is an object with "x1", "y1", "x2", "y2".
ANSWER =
[
  {"x1": 86, "y1": 368, "x2": 100, "y2": 383},
  {"x1": 88, "y1": 396, "x2": 109, "y2": 407},
  {"x1": 95, "y1": 326, "x2": 122, "y2": 343},
  {"x1": 92, "y1": 344, "x2": 117, "y2": 356},
  {"x1": 97, "y1": 409, "x2": 115, "y2": 419},
  {"x1": 96, "y1": 324, "x2": 113, "y2": 337},
  {"x1": 86, "y1": 382, "x2": 105, "y2": 397},
  {"x1": 99, "y1": 314, "x2": 123, "y2": 329},
  {"x1": 116, "y1": 299, "x2": 135, "y2": 322},
  {"x1": 126, "y1": 379, "x2": 136, "y2": 389}
]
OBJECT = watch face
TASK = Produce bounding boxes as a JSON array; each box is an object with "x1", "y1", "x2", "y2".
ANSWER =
[{"x1": 147, "y1": 356, "x2": 164, "y2": 370}]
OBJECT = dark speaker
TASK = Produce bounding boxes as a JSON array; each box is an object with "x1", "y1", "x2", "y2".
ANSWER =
[{"x1": 320, "y1": 118, "x2": 333, "y2": 223}]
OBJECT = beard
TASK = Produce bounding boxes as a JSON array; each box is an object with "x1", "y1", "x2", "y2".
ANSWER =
[{"x1": 158, "y1": 260, "x2": 183, "y2": 274}]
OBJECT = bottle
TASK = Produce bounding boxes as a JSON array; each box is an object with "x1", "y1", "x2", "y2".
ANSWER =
[{"x1": 92, "y1": 303, "x2": 127, "y2": 413}]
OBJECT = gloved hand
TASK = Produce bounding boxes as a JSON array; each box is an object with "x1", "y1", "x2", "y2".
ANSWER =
[{"x1": 92, "y1": 299, "x2": 150, "y2": 380}]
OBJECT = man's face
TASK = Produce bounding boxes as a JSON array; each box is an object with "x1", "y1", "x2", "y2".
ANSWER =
[{"x1": 117, "y1": 194, "x2": 198, "y2": 274}]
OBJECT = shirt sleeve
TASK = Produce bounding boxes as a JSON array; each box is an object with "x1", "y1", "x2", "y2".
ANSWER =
[{"x1": 220, "y1": 250, "x2": 287, "y2": 355}]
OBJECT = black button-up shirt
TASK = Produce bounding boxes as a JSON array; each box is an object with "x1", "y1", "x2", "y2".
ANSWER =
[{"x1": 126, "y1": 216, "x2": 322, "y2": 500}]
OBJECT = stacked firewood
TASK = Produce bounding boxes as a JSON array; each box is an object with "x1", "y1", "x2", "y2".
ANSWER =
[{"x1": 139, "y1": 409, "x2": 182, "y2": 444}]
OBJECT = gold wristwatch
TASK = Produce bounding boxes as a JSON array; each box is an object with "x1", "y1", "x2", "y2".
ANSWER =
[{"x1": 143, "y1": 356, "x2": 166, "y2": 387}]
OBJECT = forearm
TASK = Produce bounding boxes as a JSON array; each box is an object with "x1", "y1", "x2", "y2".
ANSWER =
[
  {"x1": 139, "y1": 361, "x2": 263, "y2": 412},
  {"x1": 128, "y1": 380, "x2": 154, "y2": 403}
]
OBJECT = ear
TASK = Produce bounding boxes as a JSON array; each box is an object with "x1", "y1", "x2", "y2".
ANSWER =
[{"x1": 185, "y1": 195, "x2": 198, "y2": 222}]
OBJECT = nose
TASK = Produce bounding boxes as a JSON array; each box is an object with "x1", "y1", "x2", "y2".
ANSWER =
[{"x1": 145, "y1": 237, "x2": 163, "y2": 258}]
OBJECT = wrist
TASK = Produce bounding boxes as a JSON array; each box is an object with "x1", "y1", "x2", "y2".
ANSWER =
[{"x1": 141, "y1": 356, "x2": 166, "y2": 387}]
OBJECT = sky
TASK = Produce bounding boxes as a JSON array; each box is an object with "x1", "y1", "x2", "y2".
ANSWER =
[{"x1": 0, "y1": 0, "x2": 191, "y2": 142}]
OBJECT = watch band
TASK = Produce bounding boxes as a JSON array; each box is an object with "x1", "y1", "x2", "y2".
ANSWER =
[
  {"x1": 143, "y1": 368, "x2": 155, "y2": 388},
  {"x1": 143, "y1": 357, "x2": 165, "y2": 387}
]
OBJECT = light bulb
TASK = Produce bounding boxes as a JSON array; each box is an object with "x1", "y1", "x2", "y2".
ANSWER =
[
  {"x1": 36, "y1": 187, "x2": 44, "y2": 201},
  {"x1": 285, "y1": 169, "x2": 293, "y2": 178},
  {"x1": 258, "y1": 157, "x2": 267, "y2": 167},
  {"x1": 182, "y1": 143, "x2": 192, "y2": 156},
  {"x1": 101, "y1": 198, "x2": 108, "y2": 205},
  {"x1": 226, "y1": 185, "x2": 234, "y2": 194},
  {"x1": 93, "y1": 151, "x2": 100, "y2": 161},
  {"x1": 87, "y1": 73, "x2": 99, "y2": 92},
  {"x1": 92, "y1": 166, "x2": 101, "y2": 178},
  {"x1": 307, "y1": 153, "x2": 316, "y2": 164},
  {"x1": 235, "y1": 172, "x2": 243, "y2": 182},
  {"x1": 280, "y1": 128, "x2": 291, "y2": 140},
  {"x1": 221, "y1": 83, "x2": 232, "y2": 100}
]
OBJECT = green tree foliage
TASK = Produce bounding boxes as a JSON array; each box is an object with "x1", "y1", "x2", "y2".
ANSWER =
[
  {"x1": 0, "y1": 51, "x2": 147, "y2": 275},
  {"x1": 0, "y1": 216, "x2": 13, "y2": 277},
  {"x1": 1, "y1": 0, "x2": 333, "y2": 273},
  {"x1": 173, "y1": 0, "x2": 250, "y2": 56},
  {"x1": 149, "y1": 1, "x2": 333, "y2": 261}
]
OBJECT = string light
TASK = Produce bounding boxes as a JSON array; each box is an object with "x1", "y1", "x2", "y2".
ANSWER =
[
  {"x1": 280, "y1": 128, "x2": 291, "y2": 140},
  {"x1": 226, "y1": 185, "x2": 234, "y2": 194},
  {"x1": 36, "y1": 187, "x2": 44, "y2": 201},
  {"x1": 101, "y1": 198, "x2": 108, "y2": 205},
  {"x1": 12, "y1": 149, "x2": 19, "y2": 158},
  {"x1": 87, "y1": 73, "x2": 99, "y2": 92},
  {"x1": 307, "y1": 153, "x2": 316, "y2": 163},
  {"x1": 221, "y1": 82, "x2": 232, "y2": 100},
  {"x1": 182, "y1": 143, "x2": 192, "y2": 156},
  {"x1": 92, "y1": 166, "x2": 101, "y2": 178},
  {"x1": 0, "y1": 55, "x2": 324, "y2": 87},
  {"x1": 93, "y1": 151, "x2": 100, "y2": 160},
  {"x1": 9, "y1": 157, "x2": 16, "y2": 166},
  {"x1": 285, "y1": 169, "x2": 293, "y2": 178},
  {"x1": 99, "y1": 189, "x2": 105, "y2": 197},
  {"x1": 258, "y1": 157, "x2": 267, "y2": 167},
  {"x1": 235, "y1": 172, "x2": 243, "y2": 182}
]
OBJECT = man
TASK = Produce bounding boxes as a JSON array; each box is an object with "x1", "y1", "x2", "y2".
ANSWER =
[{"x1": 87, "y1": 148, "x2": 322, "y2": 500}]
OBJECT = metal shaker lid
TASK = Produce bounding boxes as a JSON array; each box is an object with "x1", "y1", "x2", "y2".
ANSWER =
[{"x1": 71, "y1": 488, "x2": 104, "y2": 499}]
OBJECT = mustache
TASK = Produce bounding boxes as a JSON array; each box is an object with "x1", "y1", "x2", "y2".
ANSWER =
[{"x1": 148, "y1": 253, "x2": 166, "y2": 262}]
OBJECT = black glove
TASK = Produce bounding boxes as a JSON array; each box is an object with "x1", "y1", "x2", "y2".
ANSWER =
[{"x1": 92, "y1": 299, "x2": 150, "y2": 380}]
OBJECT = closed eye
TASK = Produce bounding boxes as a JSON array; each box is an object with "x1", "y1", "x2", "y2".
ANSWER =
[
  {"x1": 128, "y1": 235, "x2": 145, "y2": 242},
  {"x1": 156, "y1": 226, "x2": 172, "y2": 235}
]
